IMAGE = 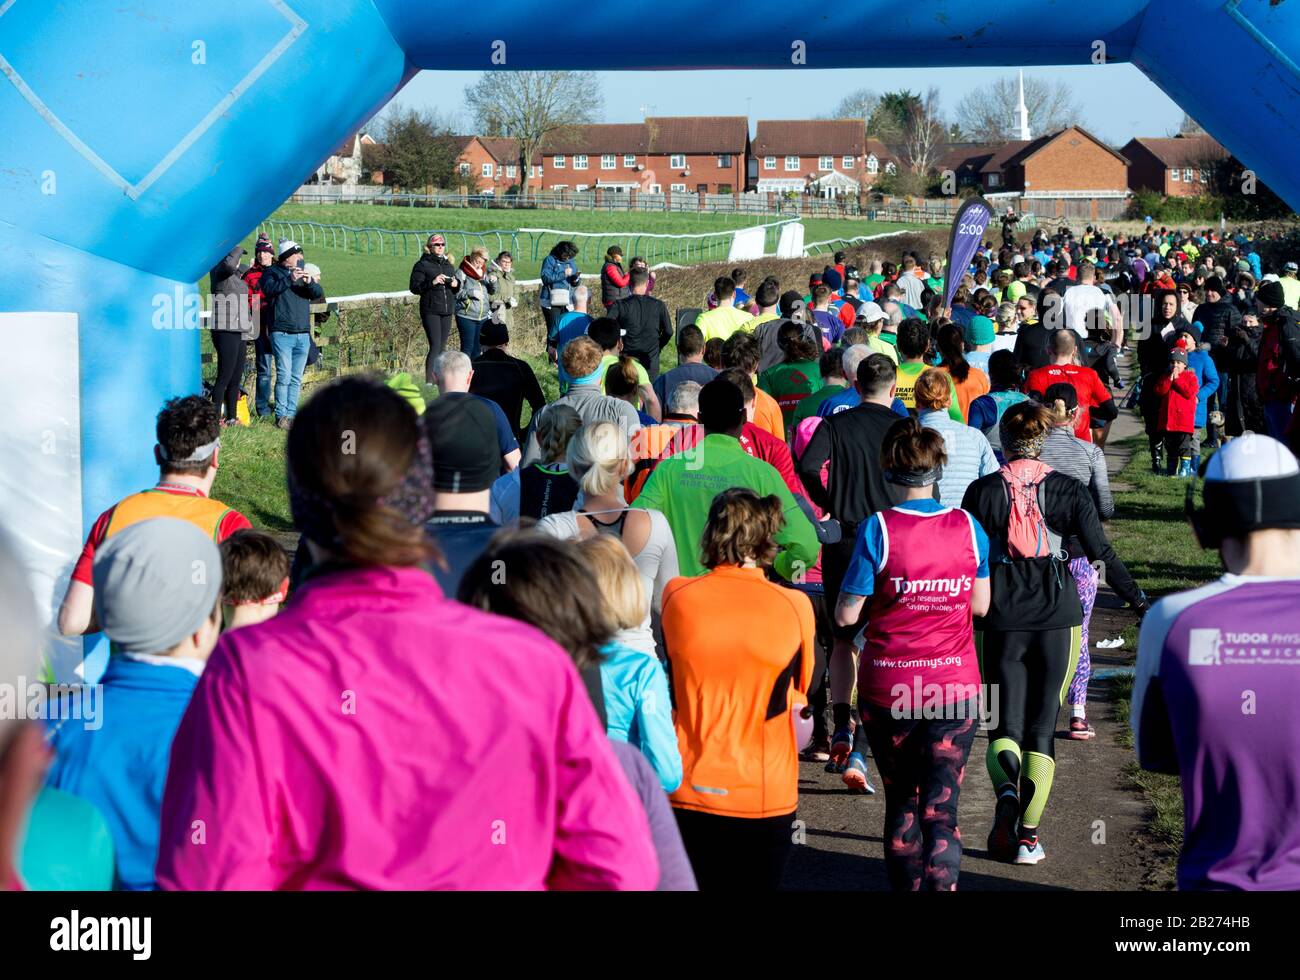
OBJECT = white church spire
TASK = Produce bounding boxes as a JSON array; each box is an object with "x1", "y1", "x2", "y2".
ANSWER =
[{"x1": 1016, "y1": 70, "x2": 1032, "y2": 141}]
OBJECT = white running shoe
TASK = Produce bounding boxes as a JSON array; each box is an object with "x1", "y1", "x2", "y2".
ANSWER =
[{"x1": 1014, "y1": 837, "x2": 1046, "y2": 865}]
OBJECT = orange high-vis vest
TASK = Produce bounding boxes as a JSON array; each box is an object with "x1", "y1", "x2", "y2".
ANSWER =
[{"x1": 104, "y1": 488, "x2": 233, "y2": 543}]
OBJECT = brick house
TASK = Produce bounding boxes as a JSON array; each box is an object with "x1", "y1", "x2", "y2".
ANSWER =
[
  {"x1": 936, "y1": 143, "x2": 997, "y2": 191},
  {"x1": 643, "y1": 116, "x2": 749, "y2": 195},
  {"x1": 962, "y1": 126, "x2": 1130, "y2": 220},
  {"x1": 453, "y1": 135, "x2": 521, "y2": 193},
  {"x1": 532, "y1": 123, "x2": 649, "y2": 193},
  {"x1": 1120, "y1": 134, "x2": 1229, "y2": 197},
  {"x1": 523, "y1": 117, "x2": 749, "y2": 195},
  {"x1": 749, "y1": 120, "x2": 898, "y2": 197}
]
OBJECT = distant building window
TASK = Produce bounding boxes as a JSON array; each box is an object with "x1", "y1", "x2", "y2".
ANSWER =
[
  {"x1": 670, "y1": 153, "x2": 686, "y2": 168},
  {"x1": 650, "y1": 183, "x2": 662, "y2": 193},
  {"x1": 554, "y1": 155, "x2": 566, "y2": 169},
  {"x1": 1200, "y1": 169, "x2": 1208, "y2": 183},
  {"x1": 670, "y1": 183, "x2": 687, "y2": 192},
  {"x1": 531, "y1": 164, "x2": 543, "y2": 178},
  {"x1": 784, "y1": 155, "x2": 800, "y2": 171},
  {"x1": 552, "y1": 184, "x2": 568, "y2": 190},
  {"x1": 1184, "y1": 168, "x2": 1194, "y2": 183},
  {"x1": 843, "y1": 155, "x2": 854, "y2": 169},
  {"x1": 988, "y1": 173, "x2": 1001, "y2": 187},
  {"x1": 1171, "y1": 168, "x2": 1180, "y2": 182},
  {"x1": 718, "y1": 183, "x2": 732, "y2": 194},
  {"x1": 506, "y1": 165, "x2": 517, "y2": 178},
  {"x1": 819, "y1": 156, "x2": 833, "y2": 170},
  {"x1": 866, "y1": 154, "x2": 879, "y2": 175},
  {"x1": 718, "y1": 154, "x2": 733, "y2": 167},
  {"x1": 575, "y1": 184, "x2": 588, "y2": 191},
  {"x1": 624, "y1": 154, "x2": 636, "y2": 167},
  {"x1": 764, "y1": 156, "x2": 776, "y2": 170},
  {"x1": 885, "y1": 162, "x2": 897, "y2": 175},
  {"x1": 601, "y1": 154, "x2": 616, "y2": 169},
  {"x1": 458, "y1": 162, "x2": 471, "y2": 176},
  {"x1": 574, "y1": 155, "x2": 589, "y2": 170}
]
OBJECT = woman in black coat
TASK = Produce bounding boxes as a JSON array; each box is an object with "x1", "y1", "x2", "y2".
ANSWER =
[
  {"x1": 1224, "y1": 314, "x2": 1267, "y2": 437},
  {"x1": 409, "y1": 233, "x2": 460, "y2": 382}
]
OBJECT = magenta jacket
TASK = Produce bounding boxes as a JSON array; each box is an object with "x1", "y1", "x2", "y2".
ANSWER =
[{"x1": 155, "y1": 564, "x2": 658, "y2": 890}]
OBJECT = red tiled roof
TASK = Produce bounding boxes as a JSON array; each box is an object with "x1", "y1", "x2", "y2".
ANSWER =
[
  {"x1": 1123, "y1": 135, "x2": 1228, "y2": 168},
  {"x1": 752, "y1": 119, "x2": 865, "y2": 157},
  {"x1": 645, "y1": 116, "x2": 749, "y2": 154},
  {"x1": 540, "y1": 123, "x2": 649, "y2": 155},
  {"x1": 938, "y1": 145, "x2": 995, "y2": 173},
  {"x1": 478, "y1": 137, "x2": 519, "y2": 162},
  {"x1": 864, "y1": 138, "x2": 899, "y2": 165},
  {"x1": 331, "y1": 133, "x2": 360, "y2": 158},
  {"x1": 984, "y1": 127, "x2": 1128, "y2": 171},
  {"x1": 979, "y1": 139, "x2": 1032, "y2": 173}
]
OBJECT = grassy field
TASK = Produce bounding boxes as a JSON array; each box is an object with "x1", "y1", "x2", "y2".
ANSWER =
[
  {"x1": 1106, "y1": 432, "x2": 1224, "y2": 596},
  {"x1": 210, "y1": 203, "x2": 926, "y2": 298},
  {"x1": 1101, "y1": 427, "x2": 1228, "y2": 888},
  {"x1": 211, "y1": 346, "x2": 607, "y2": 526}
]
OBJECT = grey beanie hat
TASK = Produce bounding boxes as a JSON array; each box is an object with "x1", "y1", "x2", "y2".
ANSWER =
[{"x1": 92, "y1": 518, "x2": 223, "y2": 655}]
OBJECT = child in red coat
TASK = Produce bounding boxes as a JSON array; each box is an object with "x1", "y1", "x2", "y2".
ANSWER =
[{"x1": 1153, "y1": 347, "x2": 1200, "y2": 476}]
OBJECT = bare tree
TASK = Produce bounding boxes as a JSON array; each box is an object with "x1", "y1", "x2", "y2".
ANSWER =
[
  {"x1": 1178, "y1": 113, "x2": 1207, "y2": 135},
  {"x1": 902, "y1": 87, "x2": 947, "y2": 177},
  {"x1": 954, "y1": 75, "x2": 1082, "y2": 143},
  {"x1": 464, "y1": 71, "x2": 602, "y2": 198},
  {"x1": 833, "y1": 87, "x2": 880, "y2": 122}
]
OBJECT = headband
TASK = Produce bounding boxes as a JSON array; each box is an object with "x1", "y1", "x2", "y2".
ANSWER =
[
  {"x1": 288, "y1": 430, "x2": 436, "y2": 550},
  {"x1": 884, "y1": 465, "x2": 943, "y2": 488},
  {"x1": 158, "y1": 437, "x2": 220, "y2": 463},
  {"x1": 568, "y1": 363, "x2": 606, "y2": 388}
]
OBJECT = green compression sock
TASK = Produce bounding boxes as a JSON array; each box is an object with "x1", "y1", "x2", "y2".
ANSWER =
[
  {"x1": 1020, "y1": 751, "x2": 1056, "y2": 828},
  {"x1": 987, "y1": 737, "x2": 1022, "y2": 794}
]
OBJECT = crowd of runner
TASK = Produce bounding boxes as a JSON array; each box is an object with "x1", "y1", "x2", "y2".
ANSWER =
[{"x1": 4, "y1": 222, "x2": 1300, "y2": 893}]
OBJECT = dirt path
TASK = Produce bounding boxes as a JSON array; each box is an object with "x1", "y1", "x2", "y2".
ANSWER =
[{"x1": 783, "y1": 356, "x2": 1157, "y2": 891}]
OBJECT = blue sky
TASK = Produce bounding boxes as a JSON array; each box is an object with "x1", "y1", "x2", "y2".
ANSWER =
[{"x1": 393, "y1": 64, "x2": 1185, "y2": 146}]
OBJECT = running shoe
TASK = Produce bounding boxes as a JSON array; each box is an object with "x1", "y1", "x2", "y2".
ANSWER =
[
  {"x1": 1069, "y1": 716, "x2": 1096, "y2": 740},
  {"x1": 826, "y1": 727, "x2": 853, "y2": 772},
  {"x1": 842, "y1": 752, "x2": 876, "y2": 795},
  {"x1": 800, "y1": 735, "x2": 831, "y2": 762},
  {"x1": 1014, "y1": 835, "x2": 1045, "y2": 865},
  {"x1": 987, "y1": 792, "x2": 1020, "y2": 862}
]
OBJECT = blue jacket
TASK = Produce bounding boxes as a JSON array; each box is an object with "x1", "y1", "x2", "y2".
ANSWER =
[
  {"x1": 599, "y1": 641, "x2": 681, "y2": 794},
  {"x1": 919, "y1": 408, "x2": 1000, "y2": 508},
  {"x1": 539, "y1": 254, "x2": 580, "y2": 309},
  {"x1": 45, "y1": 657, "x2": 199, "y2": 890},
  {"x1": 259, "y1": 263, "x2": 324, "y2": 333},
  {"x1": 1187, "y1": 347, "x2": 1220, "y2": 427}
]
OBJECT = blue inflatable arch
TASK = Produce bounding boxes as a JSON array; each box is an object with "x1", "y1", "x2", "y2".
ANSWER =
[{"x1": 1, "y1": 0, "x2": 1297, "y2": 677}]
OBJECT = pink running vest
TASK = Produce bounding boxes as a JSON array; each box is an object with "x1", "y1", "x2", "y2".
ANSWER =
[{"x1": 858, "y1": 507, "x2": 982, "y2": 710}]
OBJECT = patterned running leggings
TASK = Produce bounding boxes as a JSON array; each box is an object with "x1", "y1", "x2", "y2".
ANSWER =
[
  {"x1": 1066, "y1": 557, "x2": 1100, "y2": 708},
  {"x1": 859, "y1": 701, "x2": 979, "y2": 891}
]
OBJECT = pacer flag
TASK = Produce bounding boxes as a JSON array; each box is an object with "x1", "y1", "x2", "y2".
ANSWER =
[{"x1": 942, "y1": 196, "x2": 994, "y2": 310}]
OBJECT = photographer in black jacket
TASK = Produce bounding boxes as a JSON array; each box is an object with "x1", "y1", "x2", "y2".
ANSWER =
[{"x1": 409, "y1": 233, "x2": 460, "y2": 382}]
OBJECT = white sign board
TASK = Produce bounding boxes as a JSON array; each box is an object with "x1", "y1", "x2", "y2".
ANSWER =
[
  {"x1": 0, "y1": 313, "x2": 84, "y2": 682},
  {"x1": 776, "y1": 221, "x2": 806, "y2": 259}
]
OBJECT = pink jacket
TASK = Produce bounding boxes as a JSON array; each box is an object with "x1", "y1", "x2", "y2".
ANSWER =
[{"x1": 155, "y1": 564, "x2": 658, "y2": 890}]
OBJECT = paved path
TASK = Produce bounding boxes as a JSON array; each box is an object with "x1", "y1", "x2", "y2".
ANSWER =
[{"x1": 784, "y1": 353, "x2": 1156, "y2": 890}]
